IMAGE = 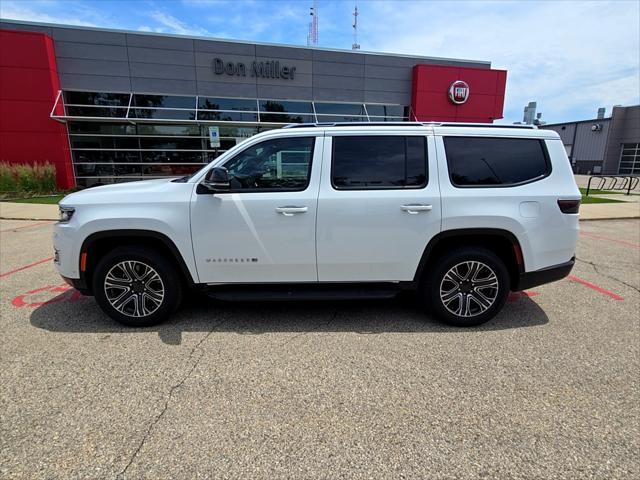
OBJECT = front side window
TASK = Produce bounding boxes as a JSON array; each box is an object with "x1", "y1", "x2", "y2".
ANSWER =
[
  {"x1": 332, "y1": 136, "x2": 427, "y2": 189},
  {"x1": 444, "y1": 137, "x2": 551, "y2": 187},
  {"x1": 222, "y1": 137, "x2": 315, "y2": 191}
]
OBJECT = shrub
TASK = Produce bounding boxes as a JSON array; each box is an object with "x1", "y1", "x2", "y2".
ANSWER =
[
  {"x1": 0, "y1": 162, "x2": 58, "y2": 197},
  {"x1": 33, "y1": 163, "x2": 57, "y2": 193},
  {"x1": 0, "y1": 163, "x2": 14, "y2": 193}
]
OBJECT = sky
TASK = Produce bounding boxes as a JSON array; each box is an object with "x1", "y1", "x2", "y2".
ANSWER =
[{"x1": 1, "y1": 0, "x2": 639, "y2": 124}]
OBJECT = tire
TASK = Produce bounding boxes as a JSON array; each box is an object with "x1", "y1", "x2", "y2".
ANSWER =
[
  {"x1": 93, "y1": 246, "x2": 183, "y2": 327},
  {"x1": 424, "y1": 247, "x2": 510, "y2": 327}
]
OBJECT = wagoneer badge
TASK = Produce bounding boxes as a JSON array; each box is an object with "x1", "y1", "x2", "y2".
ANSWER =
[{"x1": 448, "y1": 80, "x2": 470, "y2": 105}]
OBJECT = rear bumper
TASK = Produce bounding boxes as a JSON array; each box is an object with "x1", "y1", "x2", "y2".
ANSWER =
[
  {"x1": 60, "y1": 275, "x2": 91, "y2": 296},
  {"x1": 515, "y1": 257, "x2": 575, "y2": 291}
]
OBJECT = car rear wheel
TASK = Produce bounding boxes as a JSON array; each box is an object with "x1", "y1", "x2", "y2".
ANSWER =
[
  {"x1": 93, "y1": 246, "x2": 182, "y2": 327},
  {"x1": 425, "y1": 247, "x2": 510, "y2": 327}
]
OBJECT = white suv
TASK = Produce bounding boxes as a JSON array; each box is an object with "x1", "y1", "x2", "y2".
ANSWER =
[{"x1": 54, "y1": 123, "x2": 580, "y2": 327}]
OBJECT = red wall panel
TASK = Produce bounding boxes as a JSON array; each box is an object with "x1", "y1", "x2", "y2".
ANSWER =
[
  {"x1": 0, "y1": 29, "x2": 74, "y2": 189},
  {"x1": 411, "y1": 64, "x2": 507, "y2": 123}
]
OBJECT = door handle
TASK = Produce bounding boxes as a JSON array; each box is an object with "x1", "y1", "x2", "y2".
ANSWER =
[
  {"x1": 276, "y1": 206, "x2": 308, "y2": 216},
  {"x1": 401, "y1": 204, "x2": 433, "y2": 214}
]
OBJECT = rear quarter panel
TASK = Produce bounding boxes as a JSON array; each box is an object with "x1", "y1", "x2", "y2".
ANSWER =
[{"x1": 436, "y1": 135, "x2": 580, "y2": 272}]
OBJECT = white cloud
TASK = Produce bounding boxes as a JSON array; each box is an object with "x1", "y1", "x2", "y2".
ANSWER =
[
  {"x1": 149, "y1": 11, "x2": 210, "y2": 36},
  {"x1": 361, "y1": 0, "x2": 640, "y2": 122},
  {"x1": 0, "y1": 2, "x2": 98, "y2": 27}
]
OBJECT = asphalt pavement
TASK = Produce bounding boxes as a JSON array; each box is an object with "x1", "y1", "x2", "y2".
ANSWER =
[{"x1": 0, "y1": 219, "x2": 638, "y2": 479}]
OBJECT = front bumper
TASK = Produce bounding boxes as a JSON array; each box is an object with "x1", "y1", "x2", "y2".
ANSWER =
[
  {"x1": 53, "y1": 221, "x2": 80, "y2": 279},
  {"x1": 515, "y1": 257, "x2": 575, "y2": 291}
]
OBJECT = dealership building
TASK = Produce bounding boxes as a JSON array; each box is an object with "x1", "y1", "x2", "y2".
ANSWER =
[
  {"x1": 541, "y1": 105, "x2": 640, "y2": 175},
  {"x1": 0, "y1": 19, "x2": 508, "y2": 189}
]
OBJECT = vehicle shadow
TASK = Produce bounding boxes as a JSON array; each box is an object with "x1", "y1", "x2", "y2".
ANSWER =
[{"x1": 29, "y1": 291, "x2": 549, "y2": 345}]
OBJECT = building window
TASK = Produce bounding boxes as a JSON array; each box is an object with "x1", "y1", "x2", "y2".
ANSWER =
[
  {"x1": 315, "y1": 102, "x2": 368, "y2": 123},
  {"x1": 57, "y1": 90, "x2": 410, "y2": 187},
  {"x1": 132, "y1": 95, "x2": 196, "y2": 109},
  {"x1": 365, "y1": 104, "x2": 410, "y2": 121},
  {"x1": 58, "y1": 90, "x2": 409, "y2": 124},
  {"x1": 619, "y1": 143, "x2": 640, "y2": 174},
  {"x1": 64, "y1": 91, "x2": 129, "y2": 106},
  {"x1": 258, "y1": 100, "x2": 315, "y2": 123}
]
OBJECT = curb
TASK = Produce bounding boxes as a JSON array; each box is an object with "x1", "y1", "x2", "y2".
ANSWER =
[
  {"x1": 579, "y1": 216, "x2": 640, "y2": 222},
  {"x1": 0, "y1": 217, "x2": 57, "y2": 221}
]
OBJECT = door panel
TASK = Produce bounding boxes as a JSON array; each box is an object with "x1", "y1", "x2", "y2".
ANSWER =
[
  {"x1": 316, "y1": 134, "x2": 441, "y2": 282},
  {"x1": 190, "y1": 135, "x2": 322, "y2": 284}
]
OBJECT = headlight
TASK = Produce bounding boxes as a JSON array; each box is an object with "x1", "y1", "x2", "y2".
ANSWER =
[{"x1": 58, "y1": 206, "x2": 75, "y2": 223}]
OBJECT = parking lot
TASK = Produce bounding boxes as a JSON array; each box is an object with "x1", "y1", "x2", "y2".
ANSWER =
[{"x1": 0, "y1": 218, "x2": 638, "y2": 479}]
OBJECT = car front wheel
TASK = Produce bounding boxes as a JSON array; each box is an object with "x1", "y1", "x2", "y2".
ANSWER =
[
  {"x1": 425, "y1": 247, "x2": 510, "y2": 327},
  {"x1": 93, "y1": 246, "x2": 182, "y2": 327}
]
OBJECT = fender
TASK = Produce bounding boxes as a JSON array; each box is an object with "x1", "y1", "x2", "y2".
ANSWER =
[
  {"x1": 79, "y1": 229, "x2": 197, "y2": 291},
  {"x1": 412, "y1": 228, "x2": 524, "y2": 284}
]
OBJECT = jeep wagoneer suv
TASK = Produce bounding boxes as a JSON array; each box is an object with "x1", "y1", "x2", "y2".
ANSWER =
[{"x1": 54, "y1": 123, "x2": 580, "y2": 327}]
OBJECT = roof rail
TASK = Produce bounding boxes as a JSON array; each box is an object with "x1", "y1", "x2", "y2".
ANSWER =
[
  {"x1": 282, "y1": 121, "x2": 537, "y2": 129},
  {"x1": 438, "y1": 122, "x2": 538, "y2": 129},
  {"x1": 282, "y1": 121, "x2": 426, "y2": 129}
]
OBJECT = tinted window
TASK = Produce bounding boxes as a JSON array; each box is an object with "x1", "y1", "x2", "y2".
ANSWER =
[
  {"x1": 140, "y1": 151, "x2": 204, "y2": 163},
  {"x1": 130, "y1": 109, "x2": 196, "y2": 120},
  {"x1": 197, "y1": 111, "x2": 258, "y2": 122},
  {"x1": 258, "y1": 112, "x2": 314, "y2": 124},
  {"x1": 137, "y1": 124, "x2": 201, "y2": 136},
  {"x1": 259, "y1": 100, "x2": 314, "y2": 113},
  {"x1": 139, "y1": 138, "x2": 203, "y2": 150},
  {"x1": 70, "y1": 136, "x2": 139, "y2": 149},
  {"x1": 444, "y1": 137, "x2": 550, "y2": 187},
  {"x1": 332, "y1": 136, "x2": 427, "y2": 189},
  {"x1": 314, "y1": 103, "x2": 367, "y2": 115},
  {"x1": 223, "y1": 137, "x2": 315, "y2": 191},
  {"x1": 132, "y1": 95, "x2": 195, "y2": 109},
  {"x1": 365, "y1": 104, "x2": 408, "y2": 117},
  {"x1": 68, "y1": 122, "x2": 135, "y2": 135},
  {"x1": 64, "y1": 91, "x2": 130, "y2": 106},
  {"x1": 198, "y1": 97, "x2": 257, "y2": 111},
  {"x1": 66, "y1": 106, "x2": 127, "y2": 118}
]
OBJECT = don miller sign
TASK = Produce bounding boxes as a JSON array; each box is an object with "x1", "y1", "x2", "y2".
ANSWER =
[{"x1": 213, "y1": 58, "x2": 297, "y2": 80}]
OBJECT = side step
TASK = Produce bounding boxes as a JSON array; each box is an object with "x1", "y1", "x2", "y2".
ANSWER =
[{"x1": 205, "y1": 283, "x2": 402, "y2": 302}]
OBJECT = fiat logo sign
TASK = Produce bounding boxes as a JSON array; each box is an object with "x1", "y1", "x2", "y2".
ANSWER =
[{"x1": 448, "y1": 80, "x2": 470, "y2": 104}]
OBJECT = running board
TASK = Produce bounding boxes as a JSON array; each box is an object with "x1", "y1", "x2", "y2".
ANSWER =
[{"x1": 205, "y1": 283, "x2": 402, "y2": 302}]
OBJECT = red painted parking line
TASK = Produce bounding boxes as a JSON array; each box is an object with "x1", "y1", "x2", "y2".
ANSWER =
[
  {"x1": 507, "y1": 290, "x2": 539, "y2": 302},
  {"x1": 12, "y1": 284, "x2": 83, "y2": 308},
  {"x1": 580, "y1": 231, "x2": 640, "y2": 249},
  {"x1": 0, "y1": 221, "x2": 54, "y2": 233},
  {"x1": 567, "y1": 275, "x2": 624, "y2": 301},
  {"x1": 0, "y1": 257, "x2": 53, "y2": 279}
]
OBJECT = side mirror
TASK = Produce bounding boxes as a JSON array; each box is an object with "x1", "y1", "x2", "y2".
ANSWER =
[{"x1": 202, "y1": 167, "x2": 230, "y2": 193}]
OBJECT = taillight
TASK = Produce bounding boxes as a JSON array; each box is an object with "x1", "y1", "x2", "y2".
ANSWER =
[{"x1": 557, "y1": 199, "x2": 580, "y2": 214}]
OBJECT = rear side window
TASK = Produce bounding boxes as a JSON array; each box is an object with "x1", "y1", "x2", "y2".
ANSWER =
[
  {"x1": 332, "y1": 136, "x2": 427, "y2": 189},
  {"x1": 444, "y1": 137, "x2": 550, "y2": 187}
]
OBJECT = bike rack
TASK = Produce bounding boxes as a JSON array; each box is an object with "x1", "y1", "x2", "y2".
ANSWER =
[{"x1": 585, "y1": 175, "x2": 640, "y2": 196}]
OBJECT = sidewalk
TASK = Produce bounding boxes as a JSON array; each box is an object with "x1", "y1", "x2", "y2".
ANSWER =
[
  {"x1": 579, "y1": 201, "x2": 640, "y2": 221},
  {"x1": 1, "y1": 200, "x2": 638, "y2": 222},
  {"x1": 0, "y1": 202, "x2": 58, "y2": 221}
]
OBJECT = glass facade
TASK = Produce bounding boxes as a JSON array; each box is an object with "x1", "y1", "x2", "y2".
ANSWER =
[
  {"x1": 618, "y1": 143, "x2": 640, "y2": 174},
  {"x1": 56, "y1": 90, "x2": 411, "y2": 187}
]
